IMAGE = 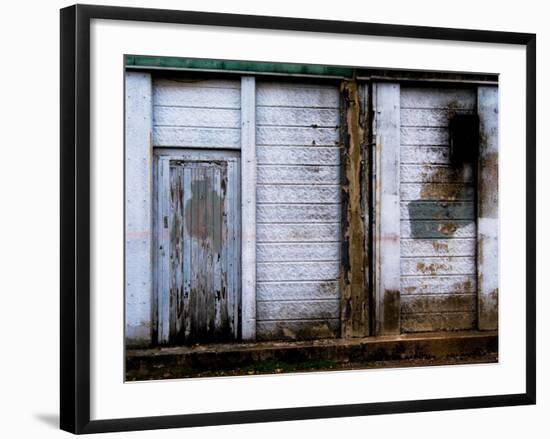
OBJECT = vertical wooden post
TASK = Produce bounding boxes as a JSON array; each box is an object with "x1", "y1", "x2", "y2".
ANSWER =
[
  {"x1": 477, "y1": 86, "x2": 499, "y2": 330},
  {"x1": 340, "y1": 80, "x2": 368, "y2": 338},
  {"x1": 125, "y1": 71, "x2": 153, "y2": 347},
  {"x1": 373, "y1": 82, "x2": 401, "y2": 335},
  {"x1": 241, "y1": 76, "x2": 257, "y2": 340}
]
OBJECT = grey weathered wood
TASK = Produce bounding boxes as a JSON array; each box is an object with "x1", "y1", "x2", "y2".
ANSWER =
[
  {"x1": 257, "y1": 242, "x2": 340, "y2": 262},
  {"x1": 257, "y1": 185, "x2": 340, "y2": 204},
  {"x1": 125, "y1": 71, "x2": 153, "y2": 347},
  {"x1": 400, "y1": 164, "x2": 474, "y2": 183},
  {"x1": 401, "y1": 312, "x2": 476, "y2": 332},
  {"x1": 256, "y1": 281, "x2": 340, "y2": 301},
  {"x1": 401, "y1": 220, "x2": 476, "y2": 238},
  {"x1": 374, "y1": 82, "x2": 401, "y2": 335},
  {"x1": 257, "y1": 107, "x2": 339, "y2": 127},
  {"x1": 241, "y1": 76, "x2": 257, "y2": 340},
  {"x1": 257, "y1": 300, "x2": 340, "y2": 320},
  {"x1": 257, "y1": 261, "x2": 340, "y2": 282},
  {"x1": 255, "y1": 81, "x2": 341, "y2": 341},
  {"x1": 257, "y1": 146, "x2": 340, "y2": 165},
  {"x1": 153, "y1": 126, "x2": 240, "y2": 148},
  {"x1": 256, "y1": 126, "x2": 339, "y2": 146},
  {"x1": 257, "y1": 165, "x2": 340, "y2": 184},
  {"x1": 401, "y1": 108, "x2": 474, "y2": 127},
  {"x1": 257, "y1": 204, "x2": 341, "y2": 223},
  {"x1": 153, "y1": 79, "x2": 240, "y2": 108},
  {"x1": 401, "y1": 256, "x2": 476, "y2": 276},
  {"x1": 477, "y1": 86, "x2": 499, "y2": 331},
  {"x1": 256, "y1": 319, "x2": 339, "y2": 340},
  {"x1": 401, "y1": 127, "x2": 449, "y2": 146},
  {"x1": 401, "y1": 275, "x2": 477, "y2": 295},
  {"x1": 400, "y1": 87, "x2": 476, "y2": 109},
  {"x1": 154, "y1": 107, "x2": 240, "y2": 128},
  {"x1": 257, "y1": 223, "x2": 340, "y2": 243},
  {"x1": 400, "y1": 201, "x2": 474, "y2": 220},
  {"x1": 155, "y1": 158, "x2": 171, "y2": 343},
  {"x1": 400, "y1": 146, "x2": 450, "y2": 164},
  {"x1": 401, "y1": 238, "x2": 476, "y2": 257},
  {"x1": 154, "y1": 151, "x2": 240, "y2": 343},
  {"x1": 257, "y1": 82, "x2": 339, "y2": 108},
  {"x1": 401, "y1": 294, "x2": 476, "y2": 314}
]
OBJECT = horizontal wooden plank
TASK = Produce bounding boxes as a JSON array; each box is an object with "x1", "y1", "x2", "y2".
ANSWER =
[
  {"x1": 257, "y1": 223, "x2": 341, "y2": 243},
  {"x1": 257, "y1": 165, "x2": 340, "y2": 185},
  {"x1": 257, "y1": 242, "x2": 340, "y2": 262},
  {"x1": 401, "y1": 127, "x2": 449, "y2": 146},
  {"x1": 400, "y1": 164, "x2": 474, "y2": 183},
  {"x1": 153, "y1": 81, "x2": 240, "y2": 108},
  {"x1": 401, "y1": 256, "x2": 476, "y2": 276},
  {"x1": 400, "y1": 201, "x2": 474, "y2": 220},
  {"x1": 153, "y1": 126, "x2": 240, "y2": 148},
  {"x1": 257, "y1": 261, "x2": 340, "y2": 281},
  {"x1": 257, "y1": 126, "x2": 339, "y2": 146},
  {"x1": 257, "y1": 146, "x2": 341, "y2": 165},
  {"x1": 257, "y1": 281, "x2": 340, "y2": 301},
  {"x1": 400, "y1": 183, "x2": 475, "y2": 201},
  {"x1": 257, "y1": 300, "x2": 340, "y2": 320},
  {"x1": 257, "y1": 107, "x2": 339, "y2": 127},
  {"x1": 257, "y1": 319, "x2": 339, "y2": 340},
  {"x1": 401, "y1": 220, "x2": 476, "y2": 238},
  {"x1": 257, "y1": 204, "x2": 341, "y2": 223},
  {"x1": 401, "y1": 238, "x2": 476, "y2": 257},
  {"x1": 400, "y1": 87, "x2": 476, "y2": 110},
  {"x1": 153, "y1": 107, "x2": 240, "y2": 128},
  {"x1": 257, "y1": 185, "x2": 340, "y2": 204},
  {"x1": 401, "y1": 146, "x2": 450, "y2": 164},
  {"x1": 401, "y1": 312, "x2": 476, "y2": 332},
  {"x1": 401, "y1": 108, "x2": 475, "y2": 127},
  {"x1": 401, "y1": 275, "x2": 477, "y2": 295},
  {"x1": 257, "y1": 84, "x2": 339, "y2": 108},
  {"x1": 401, "y1": 294, "x2": 476, "y2": 314}
]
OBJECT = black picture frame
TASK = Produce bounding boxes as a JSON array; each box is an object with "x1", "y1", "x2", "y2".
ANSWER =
[{"x1": 60, "y1": 4, "x2": 536, "y2": 434}]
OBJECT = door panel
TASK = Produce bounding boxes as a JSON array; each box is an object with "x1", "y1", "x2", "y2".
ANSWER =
[{"x1": 154, "y1": 150, "x2": 240, "y2": 344}]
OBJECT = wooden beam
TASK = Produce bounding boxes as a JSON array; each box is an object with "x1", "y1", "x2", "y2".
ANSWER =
[
  {"x1": 477, "y1": 86, "x2": 499, "y2": 330},
  {"x1": 340, "y1": 80, "x2": 368, "y2": 338},
  {"x1": 373, "y1": 82, "x2": 401, "y2": 335},
  {"x1": 125, "y1": 71, "x2": 154, "y2": 347},
  {"x1": 241, "y1": 76, "x2": 257, "y2": 340}
]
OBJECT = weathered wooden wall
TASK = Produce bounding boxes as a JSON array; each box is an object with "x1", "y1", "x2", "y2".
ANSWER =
[
  {"x1": 255, "y1": 81, "x2": 342, "y2": 340},
  {"x1": 399, "y1": 87, "x2": 478, "y2": 332},
  {"x1": 153, "y1": 78, "x2": 241, "y2": 149}
]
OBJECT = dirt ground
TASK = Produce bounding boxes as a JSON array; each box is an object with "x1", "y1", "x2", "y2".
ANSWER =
[{"x1": 126, "y1": 352, "x2": 498, "y2": 381}]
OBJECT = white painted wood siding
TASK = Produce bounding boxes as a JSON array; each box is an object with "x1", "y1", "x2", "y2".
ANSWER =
[
  {"x1": 125, "y1": 72, "x2": 153, "y2": 347},
  {"x1": 255, "y1": 81, "x2": 341, "y2": 340},
  {"x1": 152, "y1": 78, "x2": 241, "y2": 148},
  {"x1": 399, "y1": 87, "x2": 478, "y2": 332}
]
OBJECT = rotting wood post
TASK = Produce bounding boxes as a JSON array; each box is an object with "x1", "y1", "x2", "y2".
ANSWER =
[{"x1": 340, "y1": 80, "x2": 369, "y2": 338}]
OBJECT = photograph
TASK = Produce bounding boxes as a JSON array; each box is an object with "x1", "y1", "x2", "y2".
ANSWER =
[{"x1": 124, "y1": 55, "x2": 499, "y2": 381}]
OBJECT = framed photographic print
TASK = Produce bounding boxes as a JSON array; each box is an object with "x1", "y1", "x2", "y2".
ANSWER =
[{"x1": 60, "y1": 4, "x2": 536, "y2": 434}]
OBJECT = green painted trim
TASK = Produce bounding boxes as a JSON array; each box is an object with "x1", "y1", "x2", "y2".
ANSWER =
[{"x1": 125, "y1": 55, "x2": 354, "y2": 78}]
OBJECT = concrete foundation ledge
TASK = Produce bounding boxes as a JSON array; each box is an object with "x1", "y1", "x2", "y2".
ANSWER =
[{"x1": 126, "y1": 330, "x2": 498, "y2": 381}]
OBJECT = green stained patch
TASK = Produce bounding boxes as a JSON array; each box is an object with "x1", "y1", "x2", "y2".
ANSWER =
[{"x1": 125, "y1": 55, "x2": 354, "y2": 78}]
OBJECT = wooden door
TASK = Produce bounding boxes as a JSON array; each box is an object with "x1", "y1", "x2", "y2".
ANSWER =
[{"x1": 154, "y1": 150, "x2": 240, "y2": 344}]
